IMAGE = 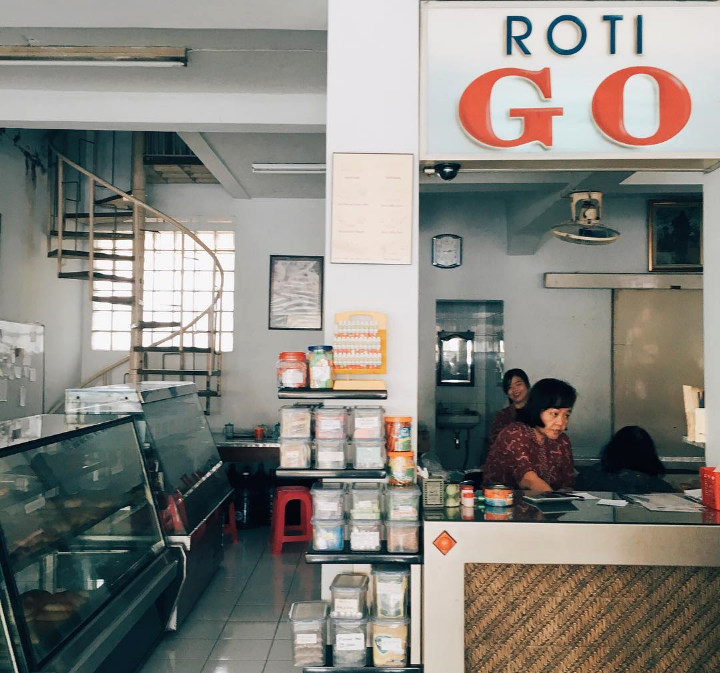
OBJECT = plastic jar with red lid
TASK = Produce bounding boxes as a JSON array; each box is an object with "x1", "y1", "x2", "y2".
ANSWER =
[
  {"x1": 385, "y1": 417, "x2": 412, "y2": 452},
  {"x1": 277, "y1": 352, "x2": 308, "y2": 389}
]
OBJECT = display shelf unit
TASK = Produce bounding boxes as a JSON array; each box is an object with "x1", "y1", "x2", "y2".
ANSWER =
[
  {"x1": 276, "y1": 468, "x2": 386, "y2": 479},
  {"x1": 305, "y1": 541, "x2": 422, "y2": 565},
  {"x1": 278, "y1": 388, "x2": 387, "y2": 400},
  {"x1": 304, "y1": 647, "x2": 422, "y2": 672}
]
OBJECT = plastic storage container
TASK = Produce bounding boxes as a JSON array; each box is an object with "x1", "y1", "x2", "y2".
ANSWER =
[
  {"x1": 279, "y1": 437, "x2": 311, "y2": 468},
  {"x1": 349, "y1": 519, "x2": 382, "y2": 551},
  {"x1": 331, "y1": 616, "x2": 368, "y2": 666},
  {"x1": 311, "y1": 482, "x2": 346, "y2": 519},
  {"x1": 351, "y1": 406, "x2": 386, "y2": 439},
  {"x1": 330, "y1": 573, "x2": 369, "y2": 618},
  {"x1": 387, "y1": 451, "x2": 415, "y2": 485},
  {"x1": 350, "y1": 483, "x2": 382, "y2": 519},
  {"x1": 372, "y1": 567, "x2": 409, "y2": 618},
  {"x1": 311, "y1": 517, "x2": 345, "y2": 551},
  {"x1": 279, "y1": 405, "x2": 312, "y2": 438},
  {"x1": 315, "y1": 439, "x2": 347, "y2": 469},
  {"x1": 385, "y1": 520, "x2": 420, "y2": 553},
  {"x1": 308, "y1": 345, "x2": 334, "y2": 389},
  {"x1": 385, "y1": 484, "x2": 421, "y2": 520},
  {"x1": 314, "y1": 407, "x2": 348, "y2": 439},
  {"x1": 289, "y1": 601, "x2": 328, "y2": 667},
  {"x1": 385, "y1": 416, "x2": 412, "y2": 451},
  {"x1": 277, "y1": 352, "x2": 308, "y2": 389},
  {"x1": 352, "y1": 439, "x2": 386, "y2": 470},
  {"x1": 371, "y1": 617, "x2": 409, "y2": 667}
]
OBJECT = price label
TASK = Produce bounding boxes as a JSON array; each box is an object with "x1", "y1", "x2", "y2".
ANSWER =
[
  {"x1": 336, "y1": 633, "x2": 365, "y2": 651},
  {"x1": 296, "y1": 633, "x2": 318, "y2": 645}
]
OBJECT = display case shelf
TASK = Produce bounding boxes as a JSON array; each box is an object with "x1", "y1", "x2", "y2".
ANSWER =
[
  {"x1": 277, "y1": 468, "x2": 386, "y2": 479},
  {"x1": 305, "y1": 541, "x2": 422, "y2": 565},
  {"x1": 303, "y1": 646, "x2": 422, "y2": 672},
  {"x1": 278, "y1": 388, "x2": 387, "y2": 400}
]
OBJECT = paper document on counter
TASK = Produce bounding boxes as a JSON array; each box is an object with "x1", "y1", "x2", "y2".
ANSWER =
[
  {"x1": 623, "y1": 493, "x2": 705, "y2": 512},
  {"x1": 570, "y1": 492, "x2": 599, "y2": 500},
  {"x1": 597, "y1": 499, "x2": 627, "y2": 507}
]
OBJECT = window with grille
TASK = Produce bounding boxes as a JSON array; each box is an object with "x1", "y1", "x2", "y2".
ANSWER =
[{"x1": 91, "y1": 230, "x2": 234, "y2": 352}]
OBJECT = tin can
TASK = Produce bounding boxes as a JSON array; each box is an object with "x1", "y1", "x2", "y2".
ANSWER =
[
  {"x1": 254, "y1": 425, "x2": 265, "y2": 440},
  {"x1": 484, "y1": 506, "x2": 514, "y2": 521},
  {"x1": 460, "y1": 481, "x2": 475, "y2": 508},
  {"x1": 483, "y1": 484, "x2": 514, "y2": 507}
]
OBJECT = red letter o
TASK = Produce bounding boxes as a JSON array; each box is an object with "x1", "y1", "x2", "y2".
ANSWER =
[{"x1": 592, "y1": 67, "x2": 691, "y2": 146}]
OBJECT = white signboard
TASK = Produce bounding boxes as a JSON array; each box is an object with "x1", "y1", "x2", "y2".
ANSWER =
[
  {"x1": 330, "y1": 153, "x2": 414, "y2": 264},
  {"x1": 423, "y1": 2, "x2": 720, "y2": 159}
]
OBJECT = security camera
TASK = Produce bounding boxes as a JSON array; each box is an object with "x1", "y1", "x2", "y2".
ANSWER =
[{"x1": 434, "y1": 162, "x2": 461, "y2": 181}]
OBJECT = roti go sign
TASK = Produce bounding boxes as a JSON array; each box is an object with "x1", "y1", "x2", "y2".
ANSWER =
[{"x1": 423, "y1": 2, "x2": 720, "y2": 159}]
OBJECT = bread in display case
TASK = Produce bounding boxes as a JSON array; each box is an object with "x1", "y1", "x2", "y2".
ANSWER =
[{"x1": 0, "y1": 414, "x2": 173, "y2": 673}]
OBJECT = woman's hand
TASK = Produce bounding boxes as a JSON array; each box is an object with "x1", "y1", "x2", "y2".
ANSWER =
[{"x1": 519, "y1": 470, "x2": 552, "y2": 492}]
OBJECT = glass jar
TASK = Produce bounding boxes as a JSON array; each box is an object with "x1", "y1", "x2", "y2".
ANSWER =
[
  {"x1": 277, "y1": 352, "x2": 308, "y2": 389},
  {"x1": 308, "y1": 345, "x2": 334, "y2": 389}
]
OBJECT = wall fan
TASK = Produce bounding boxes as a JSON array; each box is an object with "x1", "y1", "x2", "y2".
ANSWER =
[{"x1": 552, "y1": 191, "x2": 620, "y2": 245}]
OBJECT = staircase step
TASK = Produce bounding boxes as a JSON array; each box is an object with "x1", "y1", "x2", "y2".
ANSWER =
[
  {"x1": 134, "y1": 346, "x2": 212, "y2": 353},
  {"x1": 59, "y1": 271, "x2": 134, "y2": 283},
  {"x1": 197, "y1": 390, "x2": 220, "y2": 398},
  {"x1": 50, "y1": 229, "x2": 134, "y2": 240},
  {"x1": 48, "y1": 249, "x2": 134, "y2": 261},
  {"x1": 137, "y1": 321, "x2": 182, "y2": 329},
  {"x1": 64, "y1": 211, "x2": 134, "y2": 224},
  {"x1": 95, "y1": 193, "x2": 133, "y2": 208},
  {"x1": 92, "y1": 295, "x2": 135, "y2": 305},
  {"x1": 138, "y1": 369, "x2": 221, "y2": 376}
]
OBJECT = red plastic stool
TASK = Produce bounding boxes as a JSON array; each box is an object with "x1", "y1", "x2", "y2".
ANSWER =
[
  {"x1": 269, "y1": 486, "x2": 313, "y2": 554},
  {"x1": 224, "y1": 500, "x2": 238, "y2": 544}
]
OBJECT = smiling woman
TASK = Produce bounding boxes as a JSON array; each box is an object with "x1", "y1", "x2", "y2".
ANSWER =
[{"x1": 483, "y1": 378, "x2": 577, "y2": 491}]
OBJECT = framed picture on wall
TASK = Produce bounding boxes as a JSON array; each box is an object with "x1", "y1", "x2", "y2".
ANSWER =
[
  {"x1": 648, "y1": 200, "x2": 703, "y2": 271},
  {"x1": 268, "y1": 255, "x2": 323, "y2": 330}
]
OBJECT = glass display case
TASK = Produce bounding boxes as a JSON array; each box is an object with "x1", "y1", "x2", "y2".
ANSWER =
[
  {"x1": 64, "y1": 383, "x2": 232, "y2": 628},
  {"x1": 0, "y1": 414, "x2": 176, "y2": 673}
]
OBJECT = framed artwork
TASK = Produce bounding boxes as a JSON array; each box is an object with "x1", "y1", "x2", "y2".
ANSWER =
[
  {"x1": 268, "y1": 255, "x2": 323, "y2": 330},
  {"x1": 648, "y1": 200, "x2": 703, "y2": 271}
]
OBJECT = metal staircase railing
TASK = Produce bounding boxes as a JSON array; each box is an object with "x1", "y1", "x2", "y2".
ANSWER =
[{"x1": 48, "y1": 142, "x2": 224, "y2": 412}]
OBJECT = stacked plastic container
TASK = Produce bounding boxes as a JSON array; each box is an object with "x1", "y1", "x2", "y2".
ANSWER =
[
  {"x1": 350, "y1": 406, "x2": 386, "y2": 469},
  {"x1": 310, "y1": 482, "x2": 346, "y2": 551},
  {"x1": 289, "y1": 601, "x2": 329, "y2": 667},
  {"x1": 279, "y1": 405, "x2": 313, "y2": 468},
  {"x1": 314, "y1": 407, "x2": 349, "y2": 468},
  {"x1": 371, "y1": 566, "x2": 411, "y2": 666},
  {"x1": 329, "y1": 573, "x2": 369, "y2": 666},
  {"x1": 349, "y1": 483, "x2": 383, "y2": 552},
  {"x1": 384, "y1": 484, "x2": 421, "y2": 553}
]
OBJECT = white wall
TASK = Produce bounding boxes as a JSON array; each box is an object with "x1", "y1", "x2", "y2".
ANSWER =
[
  {"x1": 419, "y1": 192, "x2": 659, "y2": 459},
  {"x1": 143, "y1": 184, "x2": 325, "y2": 432},
  {"x1": 324, "y1": 0, "x2": 420, "y2": 423},
  {"x1": 0, "y1": 130, "x2": 84, "y2": 409}
]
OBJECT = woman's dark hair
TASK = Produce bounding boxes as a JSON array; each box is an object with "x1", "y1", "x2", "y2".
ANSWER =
[
  {"x1": 600, "y1": 426, "x2": 665, "y2": 476},
  {"x1": 502, "y1": 368, "x2": 530, "y2": 395},
  {"x1": 518, "y1": 378, "x2": 577, "y2": 428}
]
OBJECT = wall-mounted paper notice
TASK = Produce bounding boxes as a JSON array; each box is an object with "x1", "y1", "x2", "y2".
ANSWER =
[
  {"x1": 330, "y1": 153, "x2": 414, "y2": 264},
  {"x1": 0, "y1": 379, "x2": 7, "y2": 402}
]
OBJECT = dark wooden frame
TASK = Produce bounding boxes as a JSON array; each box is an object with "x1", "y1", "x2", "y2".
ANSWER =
[
  {"x1": 268, "y1": 255, "x2": 324, "y2": 330},
  {"x1": 648, "y1": 199, "x2": 703, "y2": 271}
]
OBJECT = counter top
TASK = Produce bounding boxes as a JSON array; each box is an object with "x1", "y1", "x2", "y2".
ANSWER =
[
  {"x1": 424, "y1": 491, "x2": 719, "y2": 526},
  {"x1": 212, "y1": 433, "x2": 280, "y2": 448}
]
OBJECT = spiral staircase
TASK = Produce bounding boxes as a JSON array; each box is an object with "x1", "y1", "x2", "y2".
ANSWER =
[{"x1": 47, "y1": 133, "x2": 224, "y2": 413}]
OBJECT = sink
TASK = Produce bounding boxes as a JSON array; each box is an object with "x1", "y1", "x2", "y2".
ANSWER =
[{"x1": 436, "y1": 412, "x2": 480, "y2": 430}]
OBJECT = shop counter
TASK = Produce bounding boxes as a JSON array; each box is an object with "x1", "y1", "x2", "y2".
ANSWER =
[{"x1": 422, "y1": 494, "x2": 720, "y2": 673}]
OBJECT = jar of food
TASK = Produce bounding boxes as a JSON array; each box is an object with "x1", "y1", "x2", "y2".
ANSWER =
[
  {"x1": 387, "y1": 451, "x2": 415, "y2": 485},
  {"x1": 444, "y1": 482, "x2": 460, "y2": 508},
  {"x1": 308, "y1": 345, "x2": 334, "y2": 389},
  {"x1": 277, "y1": 352, "x2": 308, "y2": 389},
  {"x1": 385, "y1": 417, "x2": 412, "y2": 452}
]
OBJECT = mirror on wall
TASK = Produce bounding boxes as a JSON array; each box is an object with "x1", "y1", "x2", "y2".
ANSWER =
[{"x1": 437, "y1": 331, "x2": 474, "y2": 386}]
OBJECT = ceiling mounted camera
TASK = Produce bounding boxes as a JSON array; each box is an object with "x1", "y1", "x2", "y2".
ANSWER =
[{"x1": 432, "y1": 162, "x2": 461, "y2": 181}]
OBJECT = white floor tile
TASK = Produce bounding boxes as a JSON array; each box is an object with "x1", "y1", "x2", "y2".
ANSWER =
[
  {"x1": 218, "y1": 622, "x2": 277, "y2": 640},
  {"x1": 228, "y1": 603, "x2": 286, "y2": 622},
  {"x1": 171, "y1": 619, "x2": 226, "y2": 640},
  {"x1": 138, "y1": 659, "x2": 209, "y2": 673},
  {"x1": 267, "y1": 640, "x2": 292, "y2": 661},
  {"x1": 201, "y1": 660, "x2": 265, "y2": 673},
  {"x1": 273, "y1": 622, "x2": 291, "y2": 640},
  {"x1": 209, "y1": 638, "x2": 273, "y2": 661},
  {"x1": 262, "y1": 661, "x2": 300, "y2": 673},
  {"x1": 150, "y1": 638, "x2": 218, "y2": 661}
]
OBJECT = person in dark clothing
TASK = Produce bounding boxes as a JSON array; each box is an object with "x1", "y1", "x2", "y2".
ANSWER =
[
  {"x1": 576, "y1": 425, "x2": 674, "y2": 493},
  {"x1": 488, "y1": 368, "x2": 531, "y2": 446}
]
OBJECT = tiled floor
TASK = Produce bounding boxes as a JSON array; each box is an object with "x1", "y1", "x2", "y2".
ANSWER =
[{"x1": 138, "y1": 527, "x2": 319, "y2": 673}]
